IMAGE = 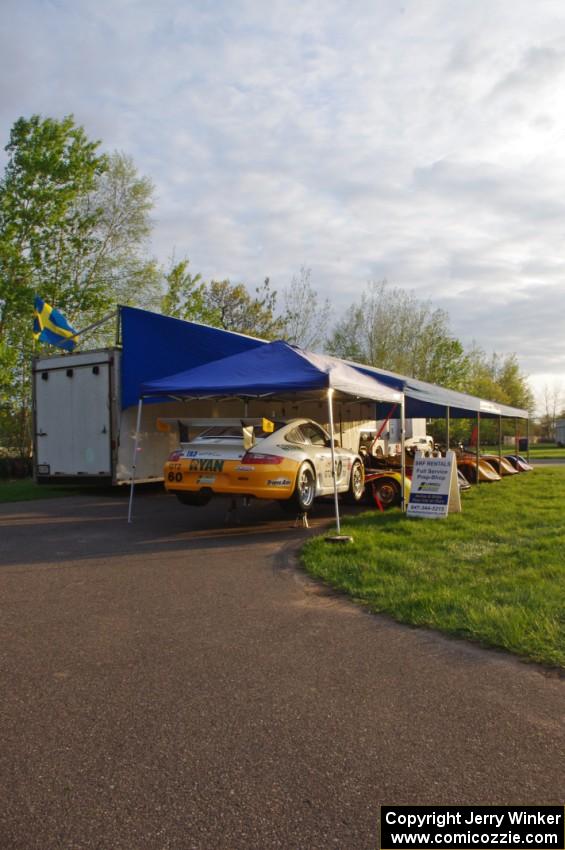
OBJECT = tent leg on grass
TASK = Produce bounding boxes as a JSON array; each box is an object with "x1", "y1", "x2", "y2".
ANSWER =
[
  {"x1": 127, "y1": 397, "x2": 144, "y2": 523},
  {"x1": 325, "y1": 388, "x2": 353, "y2": 544},
  {"x1": 400, "y1": 397, "x2": 406, "y2": 511},
  {"x1": 476, "y1": 412, "x2": 481, "y2": 485}
]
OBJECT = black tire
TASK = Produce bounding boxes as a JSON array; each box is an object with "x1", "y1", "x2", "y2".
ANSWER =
[
  {"x1": 281, "y1": 462, "x2": 316, "y2": 513},
  {"x1": 175, "y1": 490, "x2": 212, "y2": 507},
  {"x1": 344, "y1": 459, "x2": 365, "y2": 504},
  {"x1": 372, "y1": 476, "x2": 401, "y2": 509}
]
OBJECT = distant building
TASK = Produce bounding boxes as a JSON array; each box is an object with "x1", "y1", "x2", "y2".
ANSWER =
[{"x1": 556, "y1": 419, "x2": 565, "y2": 446}]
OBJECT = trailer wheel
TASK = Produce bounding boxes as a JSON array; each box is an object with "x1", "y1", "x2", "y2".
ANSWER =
[{"x1": 372, "y1": 476, "x2": 400, "y2": 509}]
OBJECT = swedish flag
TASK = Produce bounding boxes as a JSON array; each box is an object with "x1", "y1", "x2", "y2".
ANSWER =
[{"x1": 33, "y1": 297, "x2": 78, "y2": 352}]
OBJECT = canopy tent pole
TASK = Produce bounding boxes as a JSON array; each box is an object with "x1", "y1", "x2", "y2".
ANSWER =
[
  {"x1": 526, "y1": 417, "x2": 530, "y2": 461},
  {"x1": 400, "y1": 397, "x2": 406, "y2": 511},
  {"x1": 127, "y1": 397, "x2": 144, "y2": 523},
  {"x1": 514, "y1": 417, "x2": 519, "y2": 457},
  {"x1": 327, "y1": 388, "x2": 341, "y2": 535},
  {"x1": 476, "y1": 412, "x2": 481, "y2": 485},
  {"x1": 446, "y1": 405, "x2": 450, "y2": 452},
  {"x1": 498, "y1": 415, "x2": 502, "y2": 465}
]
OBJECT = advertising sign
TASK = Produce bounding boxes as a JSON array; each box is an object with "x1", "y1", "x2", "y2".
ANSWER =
[{"x1": 407, "y1": 451, "x2": 461, "y2": 518}]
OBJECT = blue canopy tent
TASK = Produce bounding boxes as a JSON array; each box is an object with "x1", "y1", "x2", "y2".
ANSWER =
[
  {"x1": 356, "y1": 362, "x2": 530, "y2": 484},
  {"x1": 120, "y1": 305, "x2": 263, "y2": 409},
  {"x1": 354, "y1": 364, "x2": 529, "y2": 420},
  {"x1": 139, "y1": 340, "x2": 402, "y2": 402},
  {"x1": 128, "y1": 341, "x2": 403, "y2": 531}
]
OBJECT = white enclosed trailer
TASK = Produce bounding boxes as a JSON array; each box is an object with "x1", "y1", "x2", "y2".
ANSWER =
[{"x1": 32, "y1": 348, "x2": 183, "y2": 485}]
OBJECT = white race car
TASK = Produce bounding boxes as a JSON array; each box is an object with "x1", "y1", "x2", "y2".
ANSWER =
[{"x1": 164, "y1": 417, "x2": 366, "y2": 513}]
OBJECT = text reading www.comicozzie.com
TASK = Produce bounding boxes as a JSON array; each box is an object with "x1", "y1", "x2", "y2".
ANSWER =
[{"x1": 381, "y1": 806, "x2": 564, "y2": 850}]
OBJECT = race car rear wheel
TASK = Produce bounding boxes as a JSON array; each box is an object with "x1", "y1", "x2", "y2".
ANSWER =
[
  {"x1": 344, "y1": 459, "x2": 365, "y2": 504},
  {"x1": 281, "y1": 462, "x2": 316, "y2": 513},
  {"x1": 372, "y1": 476, "x2": 400, "y2": 509},
  {"x1": 175, "y1": 490, "x2": 212, "y2": 507}
]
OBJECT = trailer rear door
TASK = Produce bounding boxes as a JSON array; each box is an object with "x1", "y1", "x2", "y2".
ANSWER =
[{"x1": 35, "y1": 354, "x2": 112, "y2": 477}]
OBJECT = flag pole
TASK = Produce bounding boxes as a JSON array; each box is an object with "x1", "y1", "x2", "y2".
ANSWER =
[
  {"x1": 71, "y1": 310, "x2": 118, "y2": 343},
  {"x1": 324, "y1": 389, "x2": 352, "y2": 543},
  {"x1": 115, "y1": 305, "x2": 122, "y2": 346}
]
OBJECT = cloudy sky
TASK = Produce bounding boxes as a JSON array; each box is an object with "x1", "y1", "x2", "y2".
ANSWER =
[{"x1": 2, "y1": 0, "x2": 565, "y2": 409}]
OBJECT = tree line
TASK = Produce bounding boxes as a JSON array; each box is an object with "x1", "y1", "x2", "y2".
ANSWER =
[{"x1": 0, "y1": 115, "x2": 538, "y2": 457}]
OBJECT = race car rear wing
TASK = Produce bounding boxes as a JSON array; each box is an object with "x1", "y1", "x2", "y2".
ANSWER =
[
  {"x1": 157, "y1": 418, "x2": 274, "y2": 428},
  {"x1": 156, "y1": 417, "x2": 277, "y2": 449}
]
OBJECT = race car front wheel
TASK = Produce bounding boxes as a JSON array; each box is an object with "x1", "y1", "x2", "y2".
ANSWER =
[{"x1": 344, "y1": 459, "x2": 365, "y2": 504}]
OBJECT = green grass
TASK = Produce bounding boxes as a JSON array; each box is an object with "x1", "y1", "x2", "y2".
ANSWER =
[
  {"x1": 524, "y1": 444, "x2": 565, "y2": 459},
  {"x1": 481, "y1": 443, "x2": 565, "y2": 460},
  {"x1": 0, "y1": 478, "x2": 84, "y2": 502},
  {"x1": 301, "y1": 468, "x2": 565, "y2": 667},
  {"x1": 0, "y1": 478, "x2": 159, "y2": 503}
]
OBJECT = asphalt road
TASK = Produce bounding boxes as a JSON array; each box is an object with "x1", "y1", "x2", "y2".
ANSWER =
[{"x1": 0, "y1": 490, "x2": 564, "y2": 850}]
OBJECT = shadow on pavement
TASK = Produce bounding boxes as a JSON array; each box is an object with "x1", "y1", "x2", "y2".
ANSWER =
[{"x1": 0, "y1": 487, "x2": 373, "y2": 568}]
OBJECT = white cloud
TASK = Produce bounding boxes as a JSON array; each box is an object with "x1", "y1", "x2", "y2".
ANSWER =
[{"x1": 1, "y1": 0, "x2": 565, "y2": 404}]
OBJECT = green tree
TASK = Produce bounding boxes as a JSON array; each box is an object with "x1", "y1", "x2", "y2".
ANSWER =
[
  {"x1": 0, "y1": 115, "x2": 159, "y2": 453},
  {"x1": 533, "y1": 382, "x2": 561, "y2": 440},
  {"x1": 466, "y1": 346, "x2": 534, "y2": 411},
  {"x1": 444, "y1": 346, "x2": 534, "y2": 446},
  {"x1": 161, "y1": 264, "x2": 285, "y2": 340},
  {"x1": 280, "y1": 266, "x2": 331, "y2": 351},
  {"x1": 327, "y1": 280, "x2": 470, "y2": 389},
  {"x1": 496, "y1": 354, "x2": 535, "y2": 411},
  {"x1": 70, "y1": 151, "x2": 162, "y2": 348},
  {"x1": 85, "y1": 152, "x2": 160, "y2": 316},
  {"x1": 161, "y1": 258, "x2": 208, "y2": 321},
  {"x1": 203, "y1": 277, "x2": 285, "y2": 339},
  {"x1": 0, "y1": 115, "x2": 108, "y2": 454},
  {"x1": 162, "y1": 273, "x2": 284, "y2": 339},
  {"x1": 0, "y1": 115, "x2": 107, "y2": 336}
]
